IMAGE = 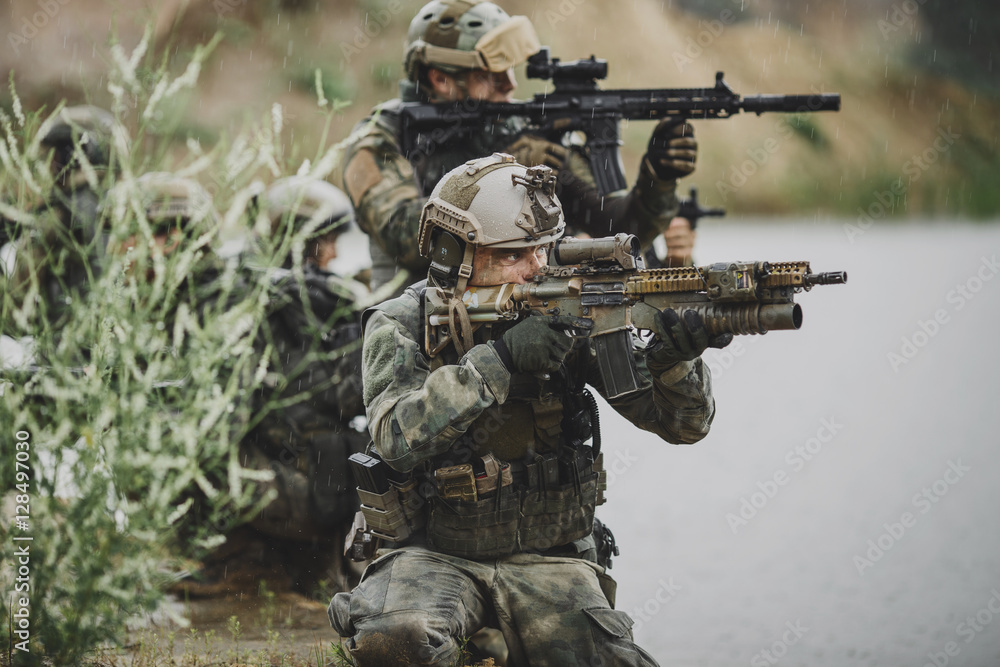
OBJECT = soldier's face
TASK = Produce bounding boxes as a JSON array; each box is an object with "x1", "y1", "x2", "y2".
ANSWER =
[
  {"x1": 112, "y1": 227, "x2": 184, "y2": 280},
  {"x1": 309, "y1": 236, "x2": 339, "y2": 269},
  {"x1": 468, "y1": 245, "x2": 547, "y2": 286},
  {"x1": 463, "y1": 68, "x2": 516, "y2": 102},
  {"x1": 429, "y1": 67, "x2": 516, "y2": 103}
]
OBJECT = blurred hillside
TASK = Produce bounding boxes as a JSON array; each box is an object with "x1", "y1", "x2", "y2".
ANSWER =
[{"x1": 2, "y1": 0, "x2": 998, "y2": 218}]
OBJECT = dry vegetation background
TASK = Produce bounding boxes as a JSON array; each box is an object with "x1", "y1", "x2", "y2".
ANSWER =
[{"x1": 2, "y1": 0, "x2": 999, "y2": 219}]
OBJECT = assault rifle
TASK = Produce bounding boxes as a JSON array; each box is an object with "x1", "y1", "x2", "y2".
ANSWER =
[
  {"x1": 676, "y1": 187, "x2": 726, "y2": 231},
  {"x1": 426, "y1": 234, "x2": 846, "y2": 399},
  {"x1": 399, "y1": 47, "x2": 841, "y2": 196},
  {"x1": 644, "y1": 187, "x2": 725, "y2": 269}
]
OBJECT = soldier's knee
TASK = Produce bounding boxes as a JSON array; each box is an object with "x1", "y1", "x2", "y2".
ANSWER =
[{"x1": 349, "y1": 611, "x2": 461, "y2": 666}]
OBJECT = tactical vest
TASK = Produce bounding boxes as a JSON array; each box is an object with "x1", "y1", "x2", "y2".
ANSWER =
[
  {"x1": 361, "y1": 282, "x2": 607, "y2": 560},
  {"x1": 355, "y1": 97, "x2": 522, "y2": 292}
]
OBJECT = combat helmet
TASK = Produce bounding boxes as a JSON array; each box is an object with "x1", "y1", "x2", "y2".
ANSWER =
[
  {"x1": 404, "y1": 0, "x2": 540, "y2": 84},
  {"x1": 419, "y1": 152, "x2": 564, "y2": 290},
  {"x1": 263, "y1": 177, "x2": 354, "y2": 239},
  {"x1": 133, "y1": 172, "x2": 217, "y2": 231},
  {"x1": 36, "y1": 105, "x2": 129, "y2": 181}
]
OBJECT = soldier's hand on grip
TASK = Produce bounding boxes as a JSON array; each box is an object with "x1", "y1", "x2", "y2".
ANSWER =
[
  {"x1": 503, "y1": 135, "x2": 569, "y2": 172},
  {"x1": 495, "y1": 314, "x2": 593, "y2": 374},
  {"x1": 647, "y1": 119, "x2": 698, "y2": 181},
  {"x1": 648, "y1": 308, "x2": 731, "y2": 365}
]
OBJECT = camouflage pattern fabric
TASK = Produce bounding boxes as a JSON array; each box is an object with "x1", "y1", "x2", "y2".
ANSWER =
[
  {"x1": 6, "y1": 182, "x2": 108, "y2": 331},
  {"x1": 244, "y1": 262, "x2": 369, "y2": 540},
  {"x1": 329, "y1": 279, "x2": 714, "y2": 659},
  {"x1": 328, "y1": 545, "x2": 659, "y2": 666},
  {"x1": 339, "y1": 97, "x2": 681, "y2": 292},
  {"x1": 362, "y1": 281, "x2": 714, "y2": 474}
]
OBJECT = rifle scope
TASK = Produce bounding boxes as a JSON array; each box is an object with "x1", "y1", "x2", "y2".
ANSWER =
[
  {"x1": 526, "y1": 47, "x2": 608, "y2": 84},
  {"x1": 551, "y1": 233, "x2": 641, "y2": 269}
]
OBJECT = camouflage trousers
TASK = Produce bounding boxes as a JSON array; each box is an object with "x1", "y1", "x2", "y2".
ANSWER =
[{"x1": 328, "y1": 545, "x2": 659, "y2": 666}]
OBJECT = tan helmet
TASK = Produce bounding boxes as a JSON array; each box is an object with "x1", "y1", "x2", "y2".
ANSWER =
[
  {"x1": 36, "y1": 105, "x2": 129, "y2": 173},
  {"x1": 404, "y1": 0, "x2": 540, "y2": 82},
  {"x1": 263, "y1": 177, "x2": 354, "y2": 239},
  {"x1": 133, "y1": 172, "x2": 217, "y2": 230},
  {"x1": 418, "y1": 152, "x2": 563, "y2": 287}
]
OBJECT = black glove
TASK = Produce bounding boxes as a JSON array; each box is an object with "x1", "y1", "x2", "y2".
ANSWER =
[
  {"x1": 503, "y1": 135, "x2": 568, "y2": 171},
  {"x1": 494, "y1": 314, "x2": 593, "y2": 374},
  {"x1": 646, "y1": 119, "x2": 698, "y2": 181},
  {"x1": 647, "y1": 308, "x2": 731, "y2": 365}
]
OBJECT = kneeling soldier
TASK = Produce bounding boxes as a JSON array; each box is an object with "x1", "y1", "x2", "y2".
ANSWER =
[{"x1": 330, "y1": 154, "x2": 727, "y2": 665}]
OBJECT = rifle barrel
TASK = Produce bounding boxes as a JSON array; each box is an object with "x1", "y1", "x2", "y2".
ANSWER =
[
  {"x1": 805, "y1": 271, "x2": 848, "y2": 286},
  {"x1": 741, "y1": 94, "x2": 841, "y2": 114}
]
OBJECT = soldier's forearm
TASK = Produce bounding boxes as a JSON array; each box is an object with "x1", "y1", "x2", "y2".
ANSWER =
[
  {"x1": 558, "y1": 153, "x2": 679, "y2": 250},
  {"x1": 365, "y1": 335, "x2": 511, "y2": 472},
  {"x1": 648, "y1": 358, "x2": 715, "y2": 443}
]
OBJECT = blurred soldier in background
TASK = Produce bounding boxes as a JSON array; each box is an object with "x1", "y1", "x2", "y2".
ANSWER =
[
  {"x1": 646, "y1": 187, "x2": 727, "y2": 269},
  {"x1": 178, "y1": 177, "x2": 369, "y2": 597},
  {"x1": 108, "y1": 171, "x2": 227, "y2": 295},
  {"x1": 339, "y1": 0, "x2": 698, "y2": 293},
  {"x1": 8, "y1": 105, "x2": 128, "y2": 327}
]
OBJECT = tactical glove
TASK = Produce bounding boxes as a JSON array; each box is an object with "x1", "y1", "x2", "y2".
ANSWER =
[
  {"x1": 646, "y1": 119, "x2": 698, "y2": 181},
  {"x1": 647, "y1": 308, "x2": 731, "y2": 366},
  {"x1": 494, "y1": 314, "x2": 593, "y2": 374},
  {"x1": 503, "y1": 135, "x2": 569, "y2": 171}
]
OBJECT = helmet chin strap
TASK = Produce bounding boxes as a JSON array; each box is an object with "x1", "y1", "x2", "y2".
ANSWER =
[
  {"x1": 446, "y1": 240, "x2": 477, "y2": 357},
  {"x1": 425, "y1": 237, "x2": 478, "y2": 358}
]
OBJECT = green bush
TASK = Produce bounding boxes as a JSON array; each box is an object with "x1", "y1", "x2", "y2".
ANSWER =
[{"x1": 0, "y1": 30, "x2": 350, "y2": 665}]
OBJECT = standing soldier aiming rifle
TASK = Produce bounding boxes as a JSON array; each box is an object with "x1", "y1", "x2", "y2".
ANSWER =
[{"x1": 340, "y1": 0, "x2": 698, "y2": 293}]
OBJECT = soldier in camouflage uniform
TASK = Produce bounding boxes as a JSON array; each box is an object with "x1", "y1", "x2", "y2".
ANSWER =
[
  {"x1": 229, "y1": 177, "x2": 370, "y2": 593},
  {"x1": 328, "y1": 155, "x2": 730, "y2": 665},
  {"x1": 8, "y1": 106, "x2": 128, "y2": 328},
  {"x1": 339, "y1": 0, "x2": 698, "y2": 293}
]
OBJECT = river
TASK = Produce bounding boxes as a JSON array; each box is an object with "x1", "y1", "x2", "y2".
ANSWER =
[{"x1": 598, "y1": 218, "x2": 1000, "y2": 667}]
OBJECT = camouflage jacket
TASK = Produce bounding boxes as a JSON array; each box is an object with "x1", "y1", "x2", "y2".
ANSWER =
[
  {"x1": 245, "y1": 262, "x2": 368, "y2": 531},
  {"x1": 361, "y1": 281, "x2": 715, "y2": 475},
  {"x1": 7, "y1": 185, "x2": 107, "y2": 328},
  {"x1": 339, "y1": 94, "x2": 681, "y2": 291}
]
